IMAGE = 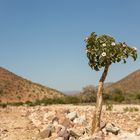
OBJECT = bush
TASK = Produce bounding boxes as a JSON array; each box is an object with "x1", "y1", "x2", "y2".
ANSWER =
[
  {"x1": 0, "y1": 103, "x2": 7, "y2": 108},
  {"x1": 123, "y1": 107, "x2": 139, "y2": 112},
  {"x1": 103, "y1": 93, "x2": 110, "y2": 101},
  {"x1": 105, "y1": 102, "x2": 113, "y2": 111},
  {"x1": 80, "y1": 85, "x2": 96, "y2": 103},
  {"x1": 111, "y1": 89, "x2": 125, "y2": 103},
  {"x1": 37, "y1": 96, "x2": 80, "y2": 105},
  {"x1": 135, "y1": 92, "x2": 140, "y2": 100},
  {"x1": 25, "y1": 101, "x2": 35, "y2": 106},
  {"x1": 63, "y1": 96, "x2": 80, "y2": 104},
  {"x1": 9, "y1": 102, "x2": 24, "y2": 106}
]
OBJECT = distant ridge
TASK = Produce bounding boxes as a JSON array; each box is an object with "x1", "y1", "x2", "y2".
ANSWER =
[
  {"x1": 0, "y1": 67, "x2": 64, "y2": 103},
  {"x1": 106, "y1": 69, "x2": 140, "y2": 93}
]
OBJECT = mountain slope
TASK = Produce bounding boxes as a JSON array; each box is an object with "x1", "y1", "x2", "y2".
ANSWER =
[
  {"x1": 0, "y1": 67, "x2": 64, "y2": 103},
  {"x1": 106, "y1": 69, "x2": 140, "y2": 93}
]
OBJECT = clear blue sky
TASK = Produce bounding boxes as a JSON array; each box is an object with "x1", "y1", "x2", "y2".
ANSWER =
[{"x1": 0, "y1": 0, "x2": 140, "y2": 91}]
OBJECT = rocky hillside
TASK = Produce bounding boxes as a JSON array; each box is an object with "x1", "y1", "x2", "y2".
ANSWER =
[
  {"x1": 0, "y1": 67, "x2": 64, "y2": 103},
  {"x1": 106, "y1": 69, "x2": 140, "y2": 93}
]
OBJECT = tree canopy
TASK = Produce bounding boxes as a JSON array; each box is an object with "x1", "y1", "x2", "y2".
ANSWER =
[{"x1": 85, "y1": 32, "x2": 138, "y2": 71}]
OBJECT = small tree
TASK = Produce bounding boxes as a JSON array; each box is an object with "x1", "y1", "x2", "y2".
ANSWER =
[
  {"x1": 85, "y1": 32, "x2": 137, "y2": 133},
  {"x1": 81, "y1": 85, "x2": 96, "y2": 103}
]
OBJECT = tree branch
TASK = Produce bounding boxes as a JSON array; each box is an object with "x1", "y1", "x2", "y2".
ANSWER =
[{"x1": 99, "y1": 64, "x2": 110, "y2": 83}]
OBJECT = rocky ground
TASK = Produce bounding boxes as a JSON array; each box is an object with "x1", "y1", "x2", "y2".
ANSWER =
[{"x1": 0, "y1": 104, "x2": 140, "y2": 140}]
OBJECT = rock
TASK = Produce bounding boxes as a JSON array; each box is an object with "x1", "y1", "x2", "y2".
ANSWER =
[
  {"x1": 102, "y1": 128, "x2": 108, "y2": 136},
  {"x1": 43, "y1": 111, "x2": 55, "y2": 122},
  {"x1": 135, "y1": 127, "x2": 140, "y2": 136},
  {"x1": 66, "y1": 112, "x2": 77, "y2": 121},
  {"x1": 69, "y1": 129, "x2": 80, "y2": 139},
  {"x1": 52, "y1": 117, "x2": 59, "y2": 126},
  {"x1": 61, "y1": 118, "x2": 74, "y2": 128},
  {"x1": 100, "y1": 121, "x2": 106, "y2": 130},
  {"x1": 57, "y1": 127, "x2": 70, "y2": 140},
  {"x1": 53, "y1": 120, "x2": 59, "y2": 126},
  {"x1": 40, "y1": 128, "x2": 52, "y2": 138},
  {"x1": 55, "y1": 137, "x2": 64, "y2": 140},
  {"x1": 83, "y1": 126, "x2": 91, "y2": 135},
  {"x1": 2, "y1": 129, "x2": 8, "y2": 133},
  {"x1": 118, "y1": 132, "x2": 140, "y2": 140},
  {"x1": 47, "y1": 123, "x2": 55, "y2": 133},
  {"x1": 52, "y1": 116, "x2": 59, "y2": 123},
  {"x1": 73, "y1": 116, "x2": 86, "y2": 125},
  {"x1": 56, "y1": 125, "x2": 65, "y2": 133},
  {"x1": 105, "y1": 123, "x2": 120, "y2": 135},
  {"x1": 69, "y1": 137, "x2": 76, "y2": 140},
  {"x1": 79, "y1": 136, "x2": 91, "y2": 140},
  {"x1": 64, "y1": 109, "x2": 70, "y2": 114},
  {"x1": 29, "y1": 112, "x2": 41, "y2": 127},
  {"x1": 91, "y1": 131, "x2": 105, "y2": 140}
]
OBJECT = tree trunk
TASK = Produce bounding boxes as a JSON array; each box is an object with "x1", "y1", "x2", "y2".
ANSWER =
[{"x1": 91, "y1": 64, "x2": 110, "y2": 133}]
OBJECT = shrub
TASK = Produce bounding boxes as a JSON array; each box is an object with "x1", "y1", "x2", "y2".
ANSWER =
[
  {"x1": 135, "y1": 92, "x2": 140, "y2": 100},
  {"x1": 105, "y1": 102, "x2": 113, "y2": 111},
  {"x1": 0, "y1": 103, "x2": 7, "y2": 108},
  {"x1": 123, "y1": 107, "x2": 139, "y2": 112},
  {"x1": 25, "y1": 101, "x2": 35, "y2": 106},
  {"x1": 80, "y1": 85, "x2": 96, "y2": 103},
  {"x1": 111, "y1": 89, "x2": 125, "y2": 103},
  {"x1": 103, "y1": 93, "x2": 110, "y2": 101},
  {"x1": 63, "y1": 96, "x2": 80, "y2": 104}
]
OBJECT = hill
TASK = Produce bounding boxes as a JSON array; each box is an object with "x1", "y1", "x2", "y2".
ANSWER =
[
  {"x1": 106, "y1": 69, "x2": 140, "y2": 94},
  {"x1": 0, "y1": 67, "x2": 64, "y2": 103}
]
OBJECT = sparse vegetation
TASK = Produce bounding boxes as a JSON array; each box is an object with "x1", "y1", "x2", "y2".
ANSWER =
[
  {"x1": 0, "y1": 103, "x2": 7, "y2": 108},
  {"x1": 110, "y1": 89, "x2": 125, "y2": 103},
  {"x1": 135, "y1": 92, "x2": 140, "y2": 100},
  {"x1": 0, "y1": 96, "x2": 81, "y2": 107},
  {"x1": 105, "y1": 102, "x2": 113, "y2": 111},
  {"x1": 123, "y1": 107, "x2": 139, "y2": 112}
]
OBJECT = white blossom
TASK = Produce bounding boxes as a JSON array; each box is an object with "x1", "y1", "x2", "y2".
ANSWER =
[
  {"x1": 122, "y1": 44, "x2": 126, "y2": 47},
  {"x1": 102, "y1": 43, "x2": 106, "y2": 47},
  {"x1": 133, "y1": 47, "x2": 137, "y2": 51},
  {"x1": 111, "y1": 42, "x2": 115, "y2": 46},
  {"x1": 101, "y1": 52, "x2": 106, "y2": 57},
  {"x1": 85, "y1": 37, "x2": 88, "y2": 41},
  {"x1": 85, "y1": 49, "x2": 89, "y2": 53}
]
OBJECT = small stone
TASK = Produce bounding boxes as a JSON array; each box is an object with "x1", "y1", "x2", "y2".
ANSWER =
[
  {"x1": 66, "y1": 112, "x2": 77, "y2": 121},
  {"x1": 100, "y1": 121, "x2": 106, "y2": 130},
  {"x1": 58, "y1": 127, "x2": 70, "y2": 140},
  {"x1": 61, "y1": 118, "x2": 74, "y2": 128},
  {"x1": 40, "y1": 128, "x2": 52, "y2": 138},
  {"x1": 102, "y1": 128, "x2": 107, "y2": 136},
  {"x1": 73, "y1": 116, "x2": 86, "y2": 125},
  {"x1": 55, "y1": 137, "x2": 64, "y2": 140},
  {"x1": 79, "y1": 136, "x2": 91, "y2": 140},
  {"x1": 69, "y1": 129, "x2": 80, "y2": 139},
  {"x1": 135, "y1": 127, "x2": 140, "y2": 136},
  {"x1": 91, "y1": 131, "x2": 104, "y2": 140},
  {"x1": 105, "y1": 123, "x2": 120, "y2": 135},
  {"x1": 69, "y1": 137, "x2": 76, "y2": 140},
  {"x1": 47, "y1": 123, "x2": 55, "y2": 133},
  {"x1": 52, "y1": 117, "x2": 59, "y2": 123}
]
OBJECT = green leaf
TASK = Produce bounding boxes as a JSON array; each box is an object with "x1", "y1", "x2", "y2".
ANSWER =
[{"x1": 123, "y1": 59, "x2": 126, "y2": 64}]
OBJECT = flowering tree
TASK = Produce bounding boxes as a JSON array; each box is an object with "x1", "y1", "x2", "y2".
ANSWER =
[{"x1": 85, "y1": 32, "x2": 138, "y2": 133}]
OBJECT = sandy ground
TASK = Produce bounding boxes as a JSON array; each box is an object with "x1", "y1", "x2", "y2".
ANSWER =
[{"x1": 0, "y1": 104, "x2": 140, "y2": 140}]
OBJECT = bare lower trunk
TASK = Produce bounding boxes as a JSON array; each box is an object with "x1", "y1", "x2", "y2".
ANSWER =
[{"x1": 92, "y1": 65, "x2": 109, "y2": 133}]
